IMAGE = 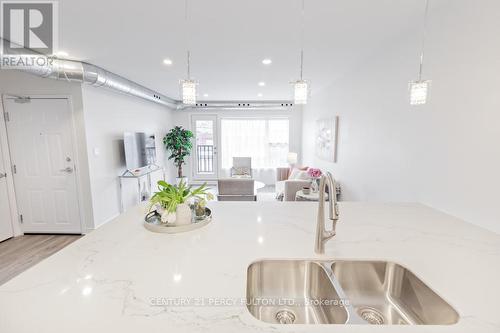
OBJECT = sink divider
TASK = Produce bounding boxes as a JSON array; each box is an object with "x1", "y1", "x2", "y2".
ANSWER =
[{"x1": 318, "y1": 261, "x2": 367, "y2": 325}]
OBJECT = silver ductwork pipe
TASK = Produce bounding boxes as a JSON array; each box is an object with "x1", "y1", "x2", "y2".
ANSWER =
[
  {"x1": 1, "y1": 39, "x2": 294, "y2": 110},
  {"x1": 1, "y1": 39, "x2": 180, "y2": 109},
  {"x1": 186, "y1": 101, "x2": 294, "y2": 110},
  {"x1": 8, "y1": 56, "x2": 180, "y2": 109}
]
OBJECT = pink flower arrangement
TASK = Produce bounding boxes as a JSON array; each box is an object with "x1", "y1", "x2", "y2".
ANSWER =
[{"x1": 307, "y1": 168, "x2": 322, "y2": 178}]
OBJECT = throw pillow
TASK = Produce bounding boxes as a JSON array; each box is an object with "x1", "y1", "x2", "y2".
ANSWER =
[
  {"x1": 288, "y1": 168, "x2": 300, "y2": 180},
  {"x1": 233, "y1": 167, "x2": 250, "y2": 176},
  {"x1": 295, "y1": 170, "x2": 310, "y2": 180}
]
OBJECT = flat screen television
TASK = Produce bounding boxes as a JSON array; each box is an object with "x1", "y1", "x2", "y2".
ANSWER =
[{"x1": 123, "y1": 132, "x2": 156, "y2": 170}]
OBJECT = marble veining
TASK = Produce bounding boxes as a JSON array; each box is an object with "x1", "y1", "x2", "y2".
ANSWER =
[{"x1": 1, "y1": 202, "x2": 500, "y2": 333}]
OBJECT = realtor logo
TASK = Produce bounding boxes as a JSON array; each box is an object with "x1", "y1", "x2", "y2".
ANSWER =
[{"x1": 1, "y1": 1, "x2": 58, "y2": 55}]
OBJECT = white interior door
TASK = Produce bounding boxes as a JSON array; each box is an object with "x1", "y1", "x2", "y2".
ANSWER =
[
  {"x1": 0, "y1": 140, "x2": 13, "y2": 242},
  {"x1": 191, "y1": 115, "x2": 218, "y2": 180},
  {"x1": 4, "y1": 97, "x2": 82, "y2": 234}
]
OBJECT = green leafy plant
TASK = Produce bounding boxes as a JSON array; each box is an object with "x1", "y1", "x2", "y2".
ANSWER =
[
  {"x1": 149, "y1": 180, "x2": 213, "y2": 214},
  {"x1": 163, "y1": 126, "x2": 193, "y2": 178}
]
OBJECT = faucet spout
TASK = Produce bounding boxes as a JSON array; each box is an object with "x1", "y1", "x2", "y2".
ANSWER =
[{"x1": 315, "y1": 172, "x2": 339, "y2": 254}]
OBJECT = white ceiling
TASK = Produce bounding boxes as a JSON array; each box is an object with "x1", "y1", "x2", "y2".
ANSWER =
[{"x1": 58, "y1": 0, "x2": 438, "y2": 101}]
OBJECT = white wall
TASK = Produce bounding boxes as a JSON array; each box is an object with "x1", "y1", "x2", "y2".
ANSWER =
[
  {"x1": 0, "y1": 70, "x2": 94, "y2": 233},
  {"x1": 81, "y1": 86, "x2": 174, "y2": 228},
  {"x1": 302, "y1": 0, "x2": 500, "y2": 234},
  {"x1": 0, "y1": 71, "x2": 175, "y2": 231},
  {"x1": 172, "y1": 107, "x2": 303, "y2": 185}
]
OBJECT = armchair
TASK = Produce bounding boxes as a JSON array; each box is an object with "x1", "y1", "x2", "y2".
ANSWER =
[
  {"x1": 230, "y1": 157, "x2": 252, "y2": 178},
  {"x1": 275, "y1": 167, "x2": 312, "y2": 201}
]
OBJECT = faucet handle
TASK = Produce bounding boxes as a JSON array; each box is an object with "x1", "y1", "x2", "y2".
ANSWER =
[{"x1": 323, "y1": 230, "x2": 336, "y2": 241}]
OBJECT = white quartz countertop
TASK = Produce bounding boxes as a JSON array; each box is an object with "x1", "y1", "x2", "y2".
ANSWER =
[{"x1": 1, "y1": 202, "x2": 500, "y2": 333}]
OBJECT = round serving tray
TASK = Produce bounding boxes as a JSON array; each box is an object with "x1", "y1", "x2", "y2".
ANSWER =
[{"x1": 144, "y1": 208, "x2": 212, "y2": 234}]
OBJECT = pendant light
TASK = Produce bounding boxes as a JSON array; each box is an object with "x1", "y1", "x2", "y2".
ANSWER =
[
  {"x1": 180, "y1": 0, "x2": 197, "y2": 105},
  {"x1": 292, "y1": 0, "x2": 309, "y2": 105},
  {"x1": 409, "y1": 0, "x2": 431, "y2": 106}
]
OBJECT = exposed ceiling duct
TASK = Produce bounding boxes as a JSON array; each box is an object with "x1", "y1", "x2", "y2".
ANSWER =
[
  {"x1": 187, "y1": 101, "x2": 294, "y2": 110},
  {"x1": 1, "y1": 39, "x2": 294, "y2": 111}
]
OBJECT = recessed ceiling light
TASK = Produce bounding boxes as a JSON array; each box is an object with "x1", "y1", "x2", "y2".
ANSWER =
[
  {"x1": 163, "y1": 58, "x2": 173, "y2": 65},
  {"x1": 262, "y1": 58, "x2": 272, "y2": 65},
  {"x1": 203, "y1": 93, "x2": 209, "y2": 97},
  {"x1": 258, "y1": 81, "x2": 266, "y2": 87},
  {"x1": 257, "y1": 93, "x2": 263, "y2": 97},
  {"x1": 55, "y1": 51, "x2": 68, "y2": 57}
]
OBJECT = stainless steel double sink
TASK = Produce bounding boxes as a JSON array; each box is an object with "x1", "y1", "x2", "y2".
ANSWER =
[{"x1": 246, "y1": 260, "x2": 459, "y2": 325}]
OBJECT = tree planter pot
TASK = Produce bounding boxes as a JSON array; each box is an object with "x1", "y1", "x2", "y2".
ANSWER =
[{"x1": 176, "y1": 177, "x2": 188, "y2": 186}]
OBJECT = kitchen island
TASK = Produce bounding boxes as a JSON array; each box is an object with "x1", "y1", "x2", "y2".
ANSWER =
[{"x1": 1, "y1": 202, "x2": 499, "y2": 332}]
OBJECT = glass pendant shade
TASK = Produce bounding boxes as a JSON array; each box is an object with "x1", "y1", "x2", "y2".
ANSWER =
[
  {"x1": 293, "y1": 80, "x2": 309, "y2": 105},
  {"x1": 181, "y1": 79, "x2": 197, "y2": 105},
  {"x1": 409, "y1": 80, "x2": 430, "y2": 105}
]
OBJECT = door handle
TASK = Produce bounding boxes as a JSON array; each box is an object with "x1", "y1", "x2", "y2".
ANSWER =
[
  {"x1": 0, "y1": 172, "x2": 6, "y2": 179},
  {"x1": 60, "y1": 167, "x2": 73, "y2": 173}
]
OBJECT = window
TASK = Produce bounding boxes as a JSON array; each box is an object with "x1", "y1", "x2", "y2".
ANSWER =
[{"x1": 220, "y1": 118, "x2": 289, "y2": 169}]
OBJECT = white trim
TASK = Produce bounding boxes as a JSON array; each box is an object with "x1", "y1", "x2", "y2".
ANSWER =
[
  {"x1": 0, "y1": 95, "x2": 20, "y2": 236},
  {"x1": 64, "y1": 96, "x2": 86, "y2": 234},
  {"x1": 0, "y1": 94, "x2": 86, "y2": 235},
  {"x1": 190, "y1": 114, "x2": 219, "y2": 182},
  {"x1": 92, "y1": 212, "x2": 120, "y2": 231}
]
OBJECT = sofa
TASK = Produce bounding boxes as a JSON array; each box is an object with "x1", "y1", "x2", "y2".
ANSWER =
[
  {"x1": 275, "y1": 167, "x2": 312, "y2": 201},
  {"x1": 217, "y1": 178, "x2": 257, "y2": 201}
]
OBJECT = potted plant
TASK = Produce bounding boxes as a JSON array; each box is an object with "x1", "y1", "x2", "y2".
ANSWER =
[
  {"x1": 148, "y1": 180, "x2": 213, "y2": 225},
  {"x1": 163, "y1": 126, "x2": 193, "y2": 185}
]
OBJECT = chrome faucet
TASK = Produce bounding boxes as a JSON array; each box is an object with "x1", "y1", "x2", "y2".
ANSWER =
[{"x1": 315, "y1": 172, "x2": 339, "y2": 254}]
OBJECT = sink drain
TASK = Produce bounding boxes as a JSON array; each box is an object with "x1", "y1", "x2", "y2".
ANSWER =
[
  {"x1": 357, "y1": 307, "x2": 385, "y2": 325},
  {"x1": 275, "y1": 309, "x2": 296, "y2": 324}
]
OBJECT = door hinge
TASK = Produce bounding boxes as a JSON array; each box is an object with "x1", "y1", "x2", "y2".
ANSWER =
[
  {"x1": 3, "y1": 112, "x2": 9, "y2": 122},
  {"x1": 19, "y1": 214, "x2": 23, "y2": 223},
  {"x1": 12, "y1": 164, "x2": 17, "y2": 174}
]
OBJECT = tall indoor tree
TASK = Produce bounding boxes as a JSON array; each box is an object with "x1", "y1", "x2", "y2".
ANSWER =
[{"x1": 163, "y1": 126, "x2": 193, "y2": 180}]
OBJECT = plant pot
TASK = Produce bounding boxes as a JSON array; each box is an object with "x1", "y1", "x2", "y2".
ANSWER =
[
  {"x1": 174, "y1": 203, "x2": 192, "y2": 225},
  {"x1": 176, "y1": 177, "x2": 188, "y2": 186}
]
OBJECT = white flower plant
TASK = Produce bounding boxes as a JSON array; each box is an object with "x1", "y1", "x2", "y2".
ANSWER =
[{"x1": 148, "y1": 180, "x2": 213, "y2": 224}]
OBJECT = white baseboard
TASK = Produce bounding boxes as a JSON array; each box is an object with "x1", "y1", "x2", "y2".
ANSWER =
[{"x1": 89, "y1": 212, "x2": 121, "y2": 233}]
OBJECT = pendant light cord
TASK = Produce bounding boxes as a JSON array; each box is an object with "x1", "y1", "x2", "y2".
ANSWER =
[
  {"x1": 187, "y1": 50, "x2": 191, "y2": 79},
  {"x1": 185, "y1": 0, "x2": 191, "y2": 79},
  {"x1": 418, "y1": 0, "x2": 430, "y2": 81},
  {"x1": 300, "y1": 0, "x2": 305, "y2": 80}
]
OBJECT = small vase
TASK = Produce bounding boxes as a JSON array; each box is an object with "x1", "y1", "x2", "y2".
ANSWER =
[
  {"x1": 310, "y1": 178, "x2": 320, "y2": 193},
  {"x1": 175, "y1": 203, "x2": 192, "y2": 225}
]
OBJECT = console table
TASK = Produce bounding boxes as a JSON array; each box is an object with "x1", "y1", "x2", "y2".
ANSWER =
[{"x1": 118, "y1": 166, "x2": 165, "y2": 212}]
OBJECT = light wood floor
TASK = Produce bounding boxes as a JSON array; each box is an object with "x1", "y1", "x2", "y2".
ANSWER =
[{"x1": 0, "y1": 234, "x2": 81, "y2": 286}]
